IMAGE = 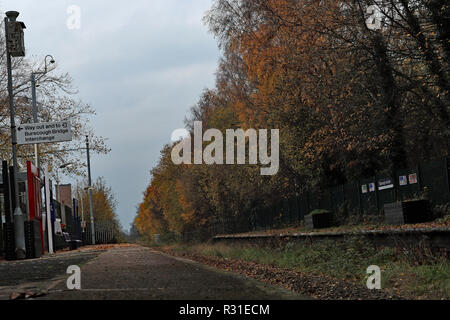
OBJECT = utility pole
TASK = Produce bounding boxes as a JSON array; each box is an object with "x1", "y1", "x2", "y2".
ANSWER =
[
  {"x1": 31, "y1": 55, "x2": 55, "y2": 168},
  {"x1": 4, "y1": 11, "x2": 26, "y2": 259},
  {"x1": 86, "y1": 136, "x2": 96, "y2": 245}
]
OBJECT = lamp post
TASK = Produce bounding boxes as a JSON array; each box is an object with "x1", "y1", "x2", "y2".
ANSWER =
[
  {"x1": 31, "y1": 55, "x2": 55, "y2": 168},
  {"x1": 4, "y1": 11, "x2": 26, "y2": 259}
]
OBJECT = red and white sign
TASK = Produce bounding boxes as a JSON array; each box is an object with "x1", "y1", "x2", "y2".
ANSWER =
[{"x1": 409, "y1": 173, "x2": 418, "y2": 184}]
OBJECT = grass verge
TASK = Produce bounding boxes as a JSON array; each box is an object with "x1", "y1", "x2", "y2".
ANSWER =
[{"x1": 164, "y1": 238, "x2": 449, "y2": 300}]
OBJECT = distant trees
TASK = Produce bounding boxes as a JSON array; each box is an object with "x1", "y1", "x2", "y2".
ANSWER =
[
  {"x1": 135, "y1": 0, "x2": 449, "y2": 238},
  {"x1": 76, "y1": 177, "x2": 123, "y2": 240},
  {"x1": 127, "y1": 222, "x2": 141, "y2": 243}
]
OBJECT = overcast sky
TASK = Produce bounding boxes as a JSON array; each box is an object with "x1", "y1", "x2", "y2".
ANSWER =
[{"x1": 1, "y1": 0, "x2": 220, "y2": 231}]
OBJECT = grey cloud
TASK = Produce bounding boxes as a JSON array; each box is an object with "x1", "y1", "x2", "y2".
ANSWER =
[{"x1": 1, "y1": 0, "x2": 220, "y2": 229}]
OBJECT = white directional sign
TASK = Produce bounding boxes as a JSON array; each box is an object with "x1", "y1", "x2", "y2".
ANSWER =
[{"x1": 17, "y1": 120, "x2": 73, "y2": 145}]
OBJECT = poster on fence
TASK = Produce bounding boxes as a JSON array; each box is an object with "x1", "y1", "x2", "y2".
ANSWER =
[
  {"x1": 361, "y1": 184, "x2": 368, "y2": 194},
  {"x1": 399, "y1": 176, "x2": 408, "y2": 186},
  {"x1": 409, "y1": 173, "x2": 418, "y2": 184},
  {"x1": 369, "y1": 183, "x2": 376, "y2": 192}
]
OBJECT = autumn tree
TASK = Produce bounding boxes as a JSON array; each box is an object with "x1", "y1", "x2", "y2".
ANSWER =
[
  {"x1": 75, "y1": 177, "x2": 123, "y2": 239},
  {"x1": 136, "y1": 0, "x2": 449, "y2": 239}
]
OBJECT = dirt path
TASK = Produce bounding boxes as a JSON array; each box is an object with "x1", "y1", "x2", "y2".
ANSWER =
[{"x1": 5, "y1": 245, "x2": 310, "y2": 300}]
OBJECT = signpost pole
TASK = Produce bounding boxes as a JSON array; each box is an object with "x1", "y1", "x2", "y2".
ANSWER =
[{"x1": 4, "y1": 12, "x2": 26, "y2": 259}]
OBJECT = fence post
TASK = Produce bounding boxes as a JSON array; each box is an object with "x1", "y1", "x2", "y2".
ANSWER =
[
  {"x1": 306, "y1": 191, "x2": 310, "y2": 214},
  {"x1": 373, "y1": 175, "x2": 379, "y2": 213},
  {"x1": 357, "y1": 180, "x2": 363, "y2": 215},
  {"x1": 394, "y1": 168, "x2": 399, "y2": 202},
  {"x1": 444, "y1": 158, "x2": 450, "y2": 200},
  {"x1": 417, "y1": 162, "x2": 422, "y2": 192},
  {"x1": 294, "y1": 196, "x2": 300, "y2": 223},
  {"x1": 329, "y1": 188, "x2": 334, "y2": 213}
]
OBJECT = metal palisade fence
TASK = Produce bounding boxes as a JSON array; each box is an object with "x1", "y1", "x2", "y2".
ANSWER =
[
  {"x1": 182, "y1": 158, "x2": 450, "y2": 242},
  {"x1": 84, "y1": 221, "x2": 117, "y2": 245},
  {"x1": 54, "y1": 203, "x2": 117, "y2": 246}
]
